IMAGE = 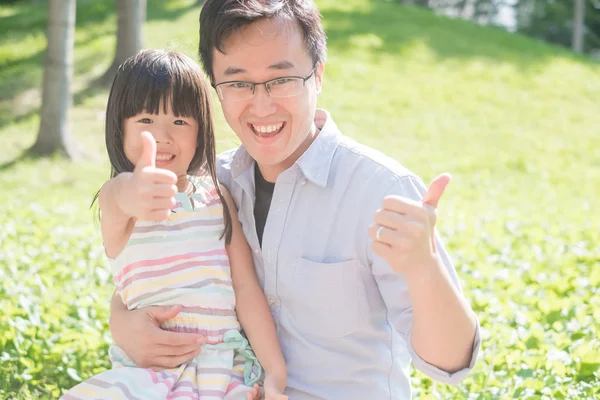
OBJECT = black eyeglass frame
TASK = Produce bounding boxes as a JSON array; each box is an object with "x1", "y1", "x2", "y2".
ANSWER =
[{"x1": 212, "y1": 66, "x2": 318, "y2": 101}]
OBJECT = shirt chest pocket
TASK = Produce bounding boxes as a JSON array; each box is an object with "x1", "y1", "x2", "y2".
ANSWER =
[{"x1": 289, "y1": 258, "x2": 361, "y2": 338}]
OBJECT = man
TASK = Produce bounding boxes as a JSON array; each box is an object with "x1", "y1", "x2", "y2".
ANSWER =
[{"x1": 110, "y1": 1, "x2": 480, "y2": 398}]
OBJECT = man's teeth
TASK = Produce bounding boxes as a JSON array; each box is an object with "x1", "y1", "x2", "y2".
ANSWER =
[
  {"x1": 156, "y1": 154, "x2": 174, "y2": 161},
  {"x1": 252, "y1": 123, "x2": 283, "y2": 133}
]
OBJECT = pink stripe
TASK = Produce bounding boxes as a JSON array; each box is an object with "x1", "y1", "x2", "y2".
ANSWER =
[
  {"x1": 116, "y1": 249, "x2": 226, "y2": 281},
  {"x1": 165, "y1": 326, "x2": 234, "y2": 340},
  {"x1": 225, "y1": 381, "x2": 242, "y2": 394},
  {"x1": 147, "y1": 369, "x2": 175, "y2": 391},
  {"x1": 116, "y1": 258, "x2": 229, "y2": 288},
  {"x1": 205, "y1": 197, "x2": 220, "y2": 206},
  {"x1": 190, "y1": 194, "x2": 220, "y2": 207}
]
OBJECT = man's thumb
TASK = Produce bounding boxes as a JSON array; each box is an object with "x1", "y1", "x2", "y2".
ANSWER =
[
  {"x1": 150, "y1": 305, "x2": 182, "y2": 323},
  {"x1": 136, "y1": 131, "x2": 156, "y2": 169},
  {"x1": 422, "y1": 173, "x2": 452, "y2": 208}
]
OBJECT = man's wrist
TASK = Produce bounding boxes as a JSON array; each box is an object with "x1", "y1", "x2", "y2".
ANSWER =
[{"x1": 403, "y1": 253, "x2": 447, "y2": 288}]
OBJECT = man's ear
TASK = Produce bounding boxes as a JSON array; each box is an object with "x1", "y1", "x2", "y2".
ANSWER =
[{"x1": 315, "y1": 62, "x2": 325, "y2": 95}]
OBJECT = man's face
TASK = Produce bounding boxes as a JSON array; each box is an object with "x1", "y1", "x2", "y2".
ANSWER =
[{"x1": 212, "y1": 18, "x2": 324, "y2": 181}]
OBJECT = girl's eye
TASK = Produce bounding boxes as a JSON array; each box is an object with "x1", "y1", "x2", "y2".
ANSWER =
[
  {"x1": 139, "y1": 118, "x2": 152, "y2": 124},
  {"x1": 174, "y1": 120, "x2": 186, "y2": 126}
]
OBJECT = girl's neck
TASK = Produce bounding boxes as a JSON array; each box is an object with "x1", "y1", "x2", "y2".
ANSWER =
[{"x1": 176, "y1": 175, "x2": 192, "y2": 194}]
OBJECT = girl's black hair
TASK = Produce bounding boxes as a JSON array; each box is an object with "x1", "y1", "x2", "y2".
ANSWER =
[{"x1": 92, "y1": 49, "x2": 232, "y2": 243}]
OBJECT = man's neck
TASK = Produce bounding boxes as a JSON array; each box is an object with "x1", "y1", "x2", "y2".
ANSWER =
[{"x1": 258, "y1": 121, "x2": 322, "y2": 183}]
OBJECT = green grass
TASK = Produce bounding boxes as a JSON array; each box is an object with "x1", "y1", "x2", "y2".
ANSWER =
[{"x1": 1, "y1": 0, "x2": 599, "y2": 398}]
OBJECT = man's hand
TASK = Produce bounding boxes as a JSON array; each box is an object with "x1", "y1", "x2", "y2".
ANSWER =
[
  {"x1": 368, "y1": 173, "x2": 452, "y2": 280},
  {"x1": 117, "y1": 131, "x2": 178, "y2": 221},
  {"x1": 110, "y1": 301, "x2": 207, "y2": 370}
]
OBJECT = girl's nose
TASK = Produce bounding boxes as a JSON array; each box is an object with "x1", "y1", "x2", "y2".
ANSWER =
[{"x1": 152, "y1": 130, "x2": 172, "y2": 144}]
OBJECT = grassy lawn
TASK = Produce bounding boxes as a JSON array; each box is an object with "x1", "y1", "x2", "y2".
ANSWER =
[{"x1": 1, "y1": 0, "x2": 599, "y2": 398}]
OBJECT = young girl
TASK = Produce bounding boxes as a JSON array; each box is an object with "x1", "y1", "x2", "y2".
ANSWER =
[{"x1": 62, "y1": 50, "x2": 287, "y2": 400}]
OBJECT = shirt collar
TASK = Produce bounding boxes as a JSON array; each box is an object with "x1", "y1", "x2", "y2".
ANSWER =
[
  {"x1": 296, "y1": 109, "x2": 340, "y2": 187},
  {"x1": 230, "y1": 109, "x2": 341, "y2": 188}
]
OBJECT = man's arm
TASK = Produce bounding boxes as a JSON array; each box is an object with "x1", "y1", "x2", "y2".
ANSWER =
[
  {"x1": 368, "y1": 174, "x2": 479, "y2": 382},
  {"x1": 403, "y1": 237, "x2": 477, "y2": 373}
]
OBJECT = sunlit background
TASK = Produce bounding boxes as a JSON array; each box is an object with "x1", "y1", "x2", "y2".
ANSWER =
[{"x1": 1, "y1": 0, "x2": 599, "y2": 398}]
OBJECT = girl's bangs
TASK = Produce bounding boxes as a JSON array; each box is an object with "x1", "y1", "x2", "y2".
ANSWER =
[{"x1": 120, "y1": 58, "x2": 202, "y2": 119}]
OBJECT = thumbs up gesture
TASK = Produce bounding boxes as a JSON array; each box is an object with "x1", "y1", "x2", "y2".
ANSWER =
[
  {"x1": 117, "y1": 132, "x2": 179, "y2": 221},
  {"x1": 368, "y1": 173, "x2": 452, "y2": 279}
]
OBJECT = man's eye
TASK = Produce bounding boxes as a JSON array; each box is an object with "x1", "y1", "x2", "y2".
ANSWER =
[
  {"x1": 229, "y1": 82, "x2": 251, "y2": 89},
  {"x1": 271, "y1": 78, "x2": 292, "y2": 85}
]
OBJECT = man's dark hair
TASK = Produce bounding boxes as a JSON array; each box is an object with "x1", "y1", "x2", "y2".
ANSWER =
[{"x1": 199, "y1": 0, "x2": 327, "y2": 82}]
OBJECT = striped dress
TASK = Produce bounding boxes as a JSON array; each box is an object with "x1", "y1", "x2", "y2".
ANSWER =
[{"x1": 63, "y1": 177, "x2": 261, "y2": 400}]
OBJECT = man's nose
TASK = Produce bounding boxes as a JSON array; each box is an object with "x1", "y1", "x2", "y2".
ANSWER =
[{"x1": 249, "y1": 84, "x2": 277, "y2": 118}]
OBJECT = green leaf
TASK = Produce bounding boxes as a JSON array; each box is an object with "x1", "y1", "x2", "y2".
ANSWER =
[{"x1": 66, "y1": 368, "x2": 82, "y2": 382}]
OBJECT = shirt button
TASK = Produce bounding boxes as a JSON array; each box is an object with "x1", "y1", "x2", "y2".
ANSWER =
[
  {"x1": 301, "y1": 179, "x2": 307, "y2": 185},
  {"x1": 268, "y1": 297, "x2": 275, "y2": 305},
  {"x1": 253, "y1": 248, "x2": 260, "y2": 254}
]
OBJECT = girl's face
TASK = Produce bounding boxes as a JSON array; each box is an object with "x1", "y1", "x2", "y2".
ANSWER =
[{"x1": 123, "y1": 101, "x2": 198, "y2": 191}]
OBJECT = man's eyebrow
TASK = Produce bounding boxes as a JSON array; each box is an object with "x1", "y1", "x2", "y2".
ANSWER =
[
  {"x1": 268, "y1": 61, "x2": 295, "y2": 70},
  {"x1": 223, "y1": 61, "x2": 295, "y2": 76},
  {"x1": 224, "y1": 66, "x2": 246, "y2": 76}
]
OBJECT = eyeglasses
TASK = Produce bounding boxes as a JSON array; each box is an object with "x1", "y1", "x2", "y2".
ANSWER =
[{"x1": 213, "y1": 67, "x2": 317, "y2": 103}]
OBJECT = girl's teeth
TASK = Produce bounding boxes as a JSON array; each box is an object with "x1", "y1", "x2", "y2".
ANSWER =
[{"x1": 156, "y1": 154, "x2": 173, "y2": 161}]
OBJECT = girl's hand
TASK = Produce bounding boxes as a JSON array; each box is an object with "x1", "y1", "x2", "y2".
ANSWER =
[
  {"x1": 264, "y1": 392, "x2": 288, "y2": 400},
  {"x1": 117, "y1": 131, "x2": 178, "y2": 221},
  {"x1": 263, "y1": 374, "x2": 287, "y2": 400},
  {"x1": 245, "y1": 384, "x2": 262, "y2": 400}
]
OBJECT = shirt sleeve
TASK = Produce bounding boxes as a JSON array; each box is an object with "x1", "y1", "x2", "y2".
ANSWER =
[{"x1": 368, "y1": 174, "x2": 481, "y2": 385}]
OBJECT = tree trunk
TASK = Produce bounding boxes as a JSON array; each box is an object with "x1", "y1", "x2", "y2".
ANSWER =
[
  {"x1": 30, "y1": 0, "x2": 77, "y2": 158},
  {"x1": 572, "y1": 0, "x2": 585, "y2": 53},
  {"x1": 97, "y1": 0, "x2": 146, "y2": 86}
]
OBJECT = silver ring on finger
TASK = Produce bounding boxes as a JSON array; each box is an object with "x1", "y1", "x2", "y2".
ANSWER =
[{"x1": 376, "y1": 225, "x2": 385, "y2": 242}]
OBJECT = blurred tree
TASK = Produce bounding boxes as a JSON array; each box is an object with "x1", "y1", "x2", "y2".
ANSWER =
[
  {"x1": 29, "y1": 0, "x2": 78, "y2": 158},
  {"x1": 415, "y1": 0, "x2": 507, "y2": 27},
  {"x1": 404, "y1": 0, "x2": 600, "y2": 55},
  {"x1": 573, "y1": 0, "x2": 586, "y2": 52},
  {"x1": 96, "y1": 0, "x2": 147, "y2": 86},
  {"x1": 515, "y1": 0, "x2": 600, "y2": 55}
]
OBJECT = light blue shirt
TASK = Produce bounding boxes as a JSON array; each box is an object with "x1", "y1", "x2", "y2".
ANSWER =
[{"x1": 217, "y1": 109, "x2": 480, "y2": 400}]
